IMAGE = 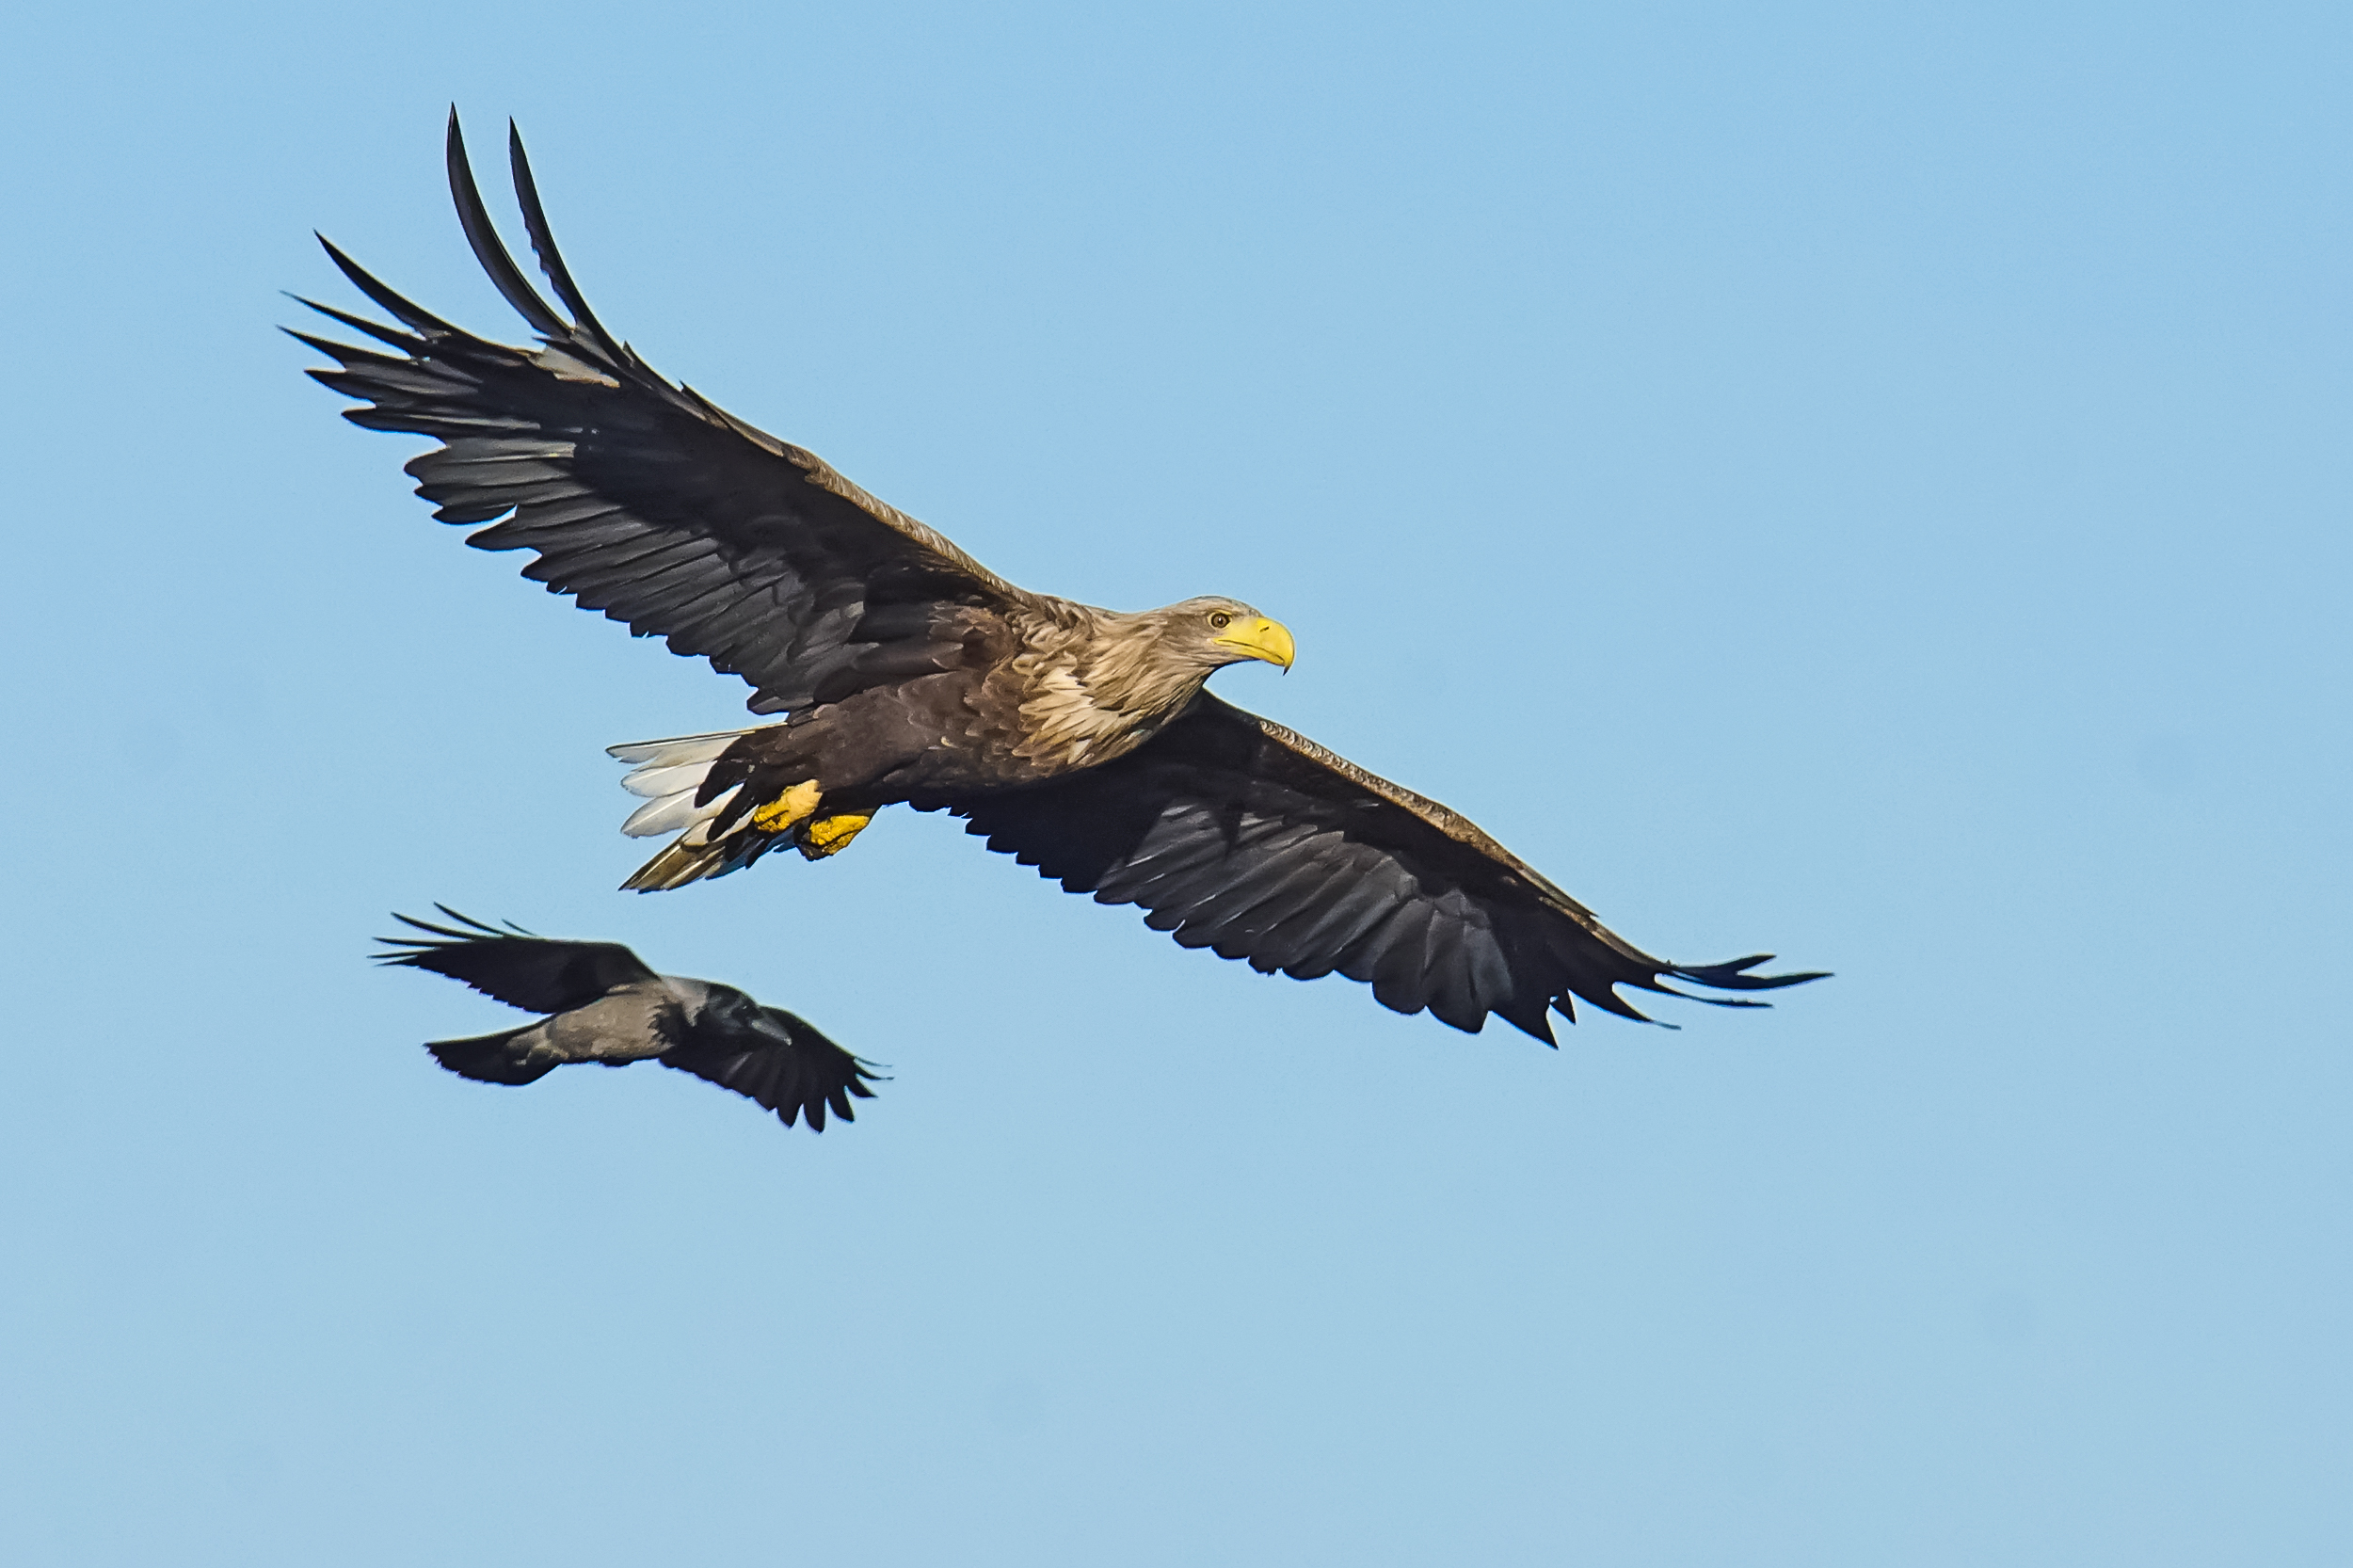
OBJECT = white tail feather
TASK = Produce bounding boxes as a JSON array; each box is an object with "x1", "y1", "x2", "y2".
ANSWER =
[
  {"x1": 620, "y1": 760, "x2": 715, "y2": 799},
  {"x1": 609, "y1": 728, "x2": 756, "y2": 843},
  {"x1": 621, "y1": 782, "x2": 740, "y2": 839},
  {"x1": 606, "y1": 731, "x2": 743, "y2": 767}
]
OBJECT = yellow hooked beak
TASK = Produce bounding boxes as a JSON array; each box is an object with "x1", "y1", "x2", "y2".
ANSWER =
[{"x1": 1212, "y1": 616, "x2": 1296, "y2": 672}]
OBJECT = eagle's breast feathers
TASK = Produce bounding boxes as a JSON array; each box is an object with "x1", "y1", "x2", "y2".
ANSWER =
[{"x1": 999, "y1": 606, "x2": 1212, "y2": 774}]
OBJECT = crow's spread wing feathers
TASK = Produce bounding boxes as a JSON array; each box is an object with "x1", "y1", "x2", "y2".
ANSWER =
[
  {"x1": 662, "y1": 1010, "x2": 884, "y2": 1132},
  {"x1": 376, "y1": 907, "x2": 662, "y2": 1015}
]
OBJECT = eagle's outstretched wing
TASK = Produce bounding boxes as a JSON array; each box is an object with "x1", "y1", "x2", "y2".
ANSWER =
[
  {"x1": 375, "y1": 907, "x2": 661, "y2": 1016},
  {"x1": 952, "y1": 696, "x2": 1826, "y2": 1040},
  {"x1": 294, "y1": 110, "x2": 1030, "y2": 715}
]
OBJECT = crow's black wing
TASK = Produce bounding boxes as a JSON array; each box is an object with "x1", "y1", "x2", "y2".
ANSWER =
[
  {"x1": 662, "y1": 1010, "x2": 883, "y2": 1132},
  {"x1": 376, "y1": 908, "x2": 661, "y2": 1015}
]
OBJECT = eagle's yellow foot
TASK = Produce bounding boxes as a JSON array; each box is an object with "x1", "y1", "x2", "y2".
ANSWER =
[
  {"x1": 795, "y1": 812, "x2": 873, "y2": 860},
  {"x1": 750, "y1": 780, "x2": 824, "y2": 834}
]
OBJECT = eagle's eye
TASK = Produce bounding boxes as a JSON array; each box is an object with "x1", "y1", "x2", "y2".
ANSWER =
[{"x1": 1209, "y1": 612, "x2": 1232, "y2": 630}]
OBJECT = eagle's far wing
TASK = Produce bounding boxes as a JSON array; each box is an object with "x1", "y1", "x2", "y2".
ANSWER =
[
  {"x1": 376, "y1": 908, "x2": 662, "y2": 1016},
  {"x1": 294, "y1": 111, "x2": 1030, "y2": 715},
  {"x1": 661, "y1": 1011, "x2": 883, "y2": 1132},
  {"x1": 952, "y1": 695, "x2": 1826, "y2": 1041}
]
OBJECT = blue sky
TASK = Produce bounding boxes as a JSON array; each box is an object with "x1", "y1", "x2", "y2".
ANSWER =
[{"x1": 1, "y1": 2, "x2": 2346, "y2": 1563}]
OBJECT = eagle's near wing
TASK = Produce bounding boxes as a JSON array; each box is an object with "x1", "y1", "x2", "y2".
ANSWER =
[
  {"x1": 293, "y1": 111, "x2": 1031, "y2": 715},
  {"x1": 376, "y1": 907, "x2": 660, "y2": 1015},
  {"x1": 662, "y1": 1011, "x2": 883, "y2": 1133},
  {"x1": 952, "y1": 696, "x2": 1826, "y2": 1041}
]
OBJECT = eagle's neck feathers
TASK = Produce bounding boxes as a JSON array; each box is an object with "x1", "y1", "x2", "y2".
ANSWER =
[{"x1": 1005, "y1": 604, "x2": 1212, "y2": 769}]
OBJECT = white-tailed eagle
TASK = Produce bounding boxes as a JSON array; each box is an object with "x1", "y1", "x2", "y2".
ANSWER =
[{"x1": 300, "y1": 114, "x2": 1824, "y2": 1042}]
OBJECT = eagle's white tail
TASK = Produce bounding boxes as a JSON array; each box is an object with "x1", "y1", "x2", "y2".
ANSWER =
[
  {"x1": 612, "y1": 730, "x2": 744, "y2": 840},
  {"x1": 608, "y1": 729, "x2": 758, "y2": 891}
]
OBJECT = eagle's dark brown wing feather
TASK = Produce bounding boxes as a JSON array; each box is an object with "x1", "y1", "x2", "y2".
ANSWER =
[
  {"x1": 952, "y1": 696, "x2": 1825, "y2": 1040},
  {"x1": 293, "y1": 111, "x2": 1027, "y2": 715},
  {"x1": 661, "y1": 1011, "x2": 883, "y2": 1132},
  {"x1": 375, "y1": 908, "x2": 661, "y2": 1016}
]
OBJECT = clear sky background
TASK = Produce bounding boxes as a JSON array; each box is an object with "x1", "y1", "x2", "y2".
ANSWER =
[{"x1": 1, "y1": 2, "x2": 2345, "y2": 1563}]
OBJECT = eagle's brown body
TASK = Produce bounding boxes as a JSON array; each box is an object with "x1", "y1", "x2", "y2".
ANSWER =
[
  {"x1": 297, "y1": 113, "x2": 1823, "y2": 1040},
  {"x1": 614, "y1": 591, "x2": 1298, "y2": 889},
  {"x1": 748, "y1": 598, "x2": 1259, "y2": 798}
]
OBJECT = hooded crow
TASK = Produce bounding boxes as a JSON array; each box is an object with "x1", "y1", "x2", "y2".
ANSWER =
[{"x1": 377, "y1": 908, "x2": 881, "y2": 1132}]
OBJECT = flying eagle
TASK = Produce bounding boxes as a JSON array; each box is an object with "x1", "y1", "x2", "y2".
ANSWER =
[
  {"x1": 378, "y1": 909, "x2": 880, "y2": 1132},
  {"x1": 299, "y1": 113, "x2": 1824, "y2": 1043}
]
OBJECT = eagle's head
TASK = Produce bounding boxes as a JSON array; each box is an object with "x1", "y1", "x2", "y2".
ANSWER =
[{"x1": 1149, "y1": 596, "x2": 1296, "y2": 674}]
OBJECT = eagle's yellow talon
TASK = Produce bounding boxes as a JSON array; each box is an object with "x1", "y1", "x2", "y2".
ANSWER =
[
  {"x1": 750, "y1": 780, "x2": 824, "y2": 833},
  {"x1": 796, "y1": 812, "x2": 873, "y2": 859}
]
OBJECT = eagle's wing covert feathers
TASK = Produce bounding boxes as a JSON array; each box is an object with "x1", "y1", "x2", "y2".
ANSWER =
[
  {"x1": 293, "y1": 111, "x2": 1030, "y2": 715},
  {"x1": 951, "y1": 696, "x2": 1826, "y2": 1040}
]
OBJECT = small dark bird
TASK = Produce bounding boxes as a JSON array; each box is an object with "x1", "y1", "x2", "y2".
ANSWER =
[
  {"x1": 377, "y1": 909, "x2": 880, "y2": 1132},
  {"x1": 301, "y1": 111, "x2": 1825, "y2": 1040}
]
